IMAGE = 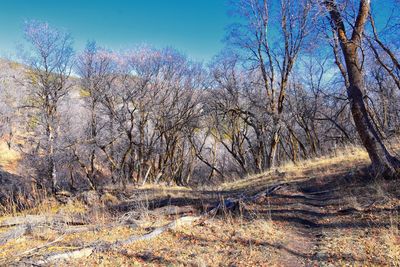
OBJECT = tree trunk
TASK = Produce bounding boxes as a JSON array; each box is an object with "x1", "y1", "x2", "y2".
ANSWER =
[
  {"x1": 47, "y1": 122, "x2": 57, "y2": 193},
  {"x1": 268, "y1": 129, "x2": 280, "y2": 168},
  {"x1": 326, "y1": 0, "x2": 400, "y2": 178},
  {"x1": 268, "y1": 116, "x2": 282, "y2": 168},
  {"x1": 344, "y1": 45, "x2": 400, "y2": 177}
]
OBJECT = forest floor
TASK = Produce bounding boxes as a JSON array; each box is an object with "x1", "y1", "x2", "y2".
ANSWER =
[{"x1": 0, "y1": 144, "x2": 399, "y2": 266}]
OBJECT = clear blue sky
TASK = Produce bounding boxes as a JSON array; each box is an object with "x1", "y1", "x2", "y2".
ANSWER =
[
  {"x1": 0, "y1": 1, "x2": 396, "y2": 62},
  {"x1": 0, "y1": 0, "x2": 233, "y2": 62}
]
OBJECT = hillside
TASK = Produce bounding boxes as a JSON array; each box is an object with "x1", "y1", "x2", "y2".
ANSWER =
[{"x1": 0, "y1": 142, "x2": 399, "y2": 266}]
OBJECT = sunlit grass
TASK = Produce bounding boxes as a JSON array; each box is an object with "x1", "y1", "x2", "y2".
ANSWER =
[
  {"x1": 0, "y1": 141, "x2": 20, "y2": 174},
  {"x1": 220, "y1": 145, "x2": 371, "y2": 192}
]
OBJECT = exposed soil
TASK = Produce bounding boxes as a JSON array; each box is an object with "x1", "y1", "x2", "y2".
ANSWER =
[{"x1": 244, "y1": 172, "x2": 400, "y2": 266}]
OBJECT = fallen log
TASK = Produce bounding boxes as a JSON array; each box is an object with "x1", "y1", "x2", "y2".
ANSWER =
[
  {"x1": 206, "y1": 184, "x2": 284, "y2": 215},
  {"x1": 54, "y1": 220, "x2": 139, "y2": 235},
  {"x1": 149, "y1": 205, "x2": 197, "y2": 217},
  {"x1": 0, "y1": 225, "x2": 28, "y2": 245},
  {"x1": 0, "y1": 215, "x2": 50, "y2": 228},
  {"x1": 33, "y1": 215, "x2": 200, "y2": 265},
  {"x1": 37, "y1": 247, "x2": 95, "y2": 264},
  {"x1": 0, "y1": 213, "x2": 90, "y2": 246},
  {"x1": 119, "y1": 216, "x2": 199, "y2": 245},
  {"x1": 0, "y1": 213, "x2": 89, "y2": 228}
]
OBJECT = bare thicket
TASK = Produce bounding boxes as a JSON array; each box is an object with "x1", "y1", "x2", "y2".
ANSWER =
[{"x1": 0, "y1": 0, "x2": 399, "y2": 195}]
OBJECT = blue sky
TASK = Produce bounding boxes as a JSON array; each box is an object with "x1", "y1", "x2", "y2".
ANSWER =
[
  {"x1": 0, "y1": 0, "x2": 233, "y2": 62},
  {"x1": 0, "y1": 1, "x2": 397, "y2": 62}
]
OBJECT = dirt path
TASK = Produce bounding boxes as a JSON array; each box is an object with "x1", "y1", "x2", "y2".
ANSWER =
[
  {"x1": 257, "y1": 174, "x2": 399, "y2": 266},
  {"x1": 261, "y1": 177, "x2": 352, "y2": 266}
]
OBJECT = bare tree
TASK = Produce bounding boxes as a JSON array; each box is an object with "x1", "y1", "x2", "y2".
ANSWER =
[
  {"x1": 21, "y1": 20, "x2": 74, "y2": 192},
  {"x1": 324, "y1": 0, "x2": 400, "y2": 178},
  {"x1": 226, "y1": 0, "x2": 312, "y2": 168},
  {"x1": 73, "y1": 41, "x2": 117, "y2": 189},
  {"x1": 366, "y1": 4, "x2": 400, "y2": 91},
  {"x1": 3, "y1": 7, "x2": 399, "y2": 193}
]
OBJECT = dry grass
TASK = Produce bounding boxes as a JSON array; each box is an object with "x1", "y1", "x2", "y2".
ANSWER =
[
  {"x1": 124, "y1": 183, "x2": 193, "y2": 200},
  {"x1": 0, "y1": 223, "x2": 145, "y2": 264},
  {"x1": 220, "y1": 145, "x2": 370, "y2": 193},
  {"x1": 0, "y1": 199, "x2": 289, "y2": 266},
  {"x1": 0, "y1": 141, "x2": 20, "y2": 174},
  {"x1": 63, "y1": 218, "x2": 286, "y2": 267},
  {"x1": 319, "y1": 223, "x2": 400, "y2": 265},
  {"x1": 312, "y1": 177, "x2": 400, "y2": 266},
  {"x1": 0, "y1": 196, "x2": 87, "y2": 220},
  {"x1": 0, "y1": 140, "x2": 400, "y2": 266}
]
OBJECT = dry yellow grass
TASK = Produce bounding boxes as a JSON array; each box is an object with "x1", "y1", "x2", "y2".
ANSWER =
[
  {"x1": 0, "y1": 197, "x2": 87, "y2": 221},
  {"x1": 220, "y1": 144, "x2": 376, "y2": 192},
  {"x1": 0, "y1": 204, "x2": 289, "y2": 266},
  {"x1": 222, "y1": 136, "x2": 400, "y2": 193},
  {"x1": 61, "y1": 218, "x2": 286, "y2": 267},
  {"x1": 0, "y1": 140, "x2": 399, "y2": 266},
  {"x1": 319, "y1": 224, "x2": 400, "y2": 265},
  {"x1": 124, "y1": 183, "x2": 193, "y2": 200},
  {"x1": 0, "y1": 141, "x2": 20, "y2": 174},
  {"x1": 0, "y1": 223, "x2": 145, "y2": 264}
]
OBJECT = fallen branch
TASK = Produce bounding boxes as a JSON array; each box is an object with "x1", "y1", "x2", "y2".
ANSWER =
[
  {"x1": 119, "y1": 216, "x2": 199, "y2": 245},
  {"x1": 33, "y1": 215, "x2": 200, "y2": 265},
  {"x1": 206, "y1": 184, "x2": 284, "y2": 215},
  {"x1": 12, "y1": 235, "x2": 66, "y2": 264},
  {"x1": 149, "y1": 205, "x2": 197, "y2": 217},
  {"x1": 0, "y1": 213, "x2": 90, "y2": 246},
  {"x1": 53, "y1": 220, "x2": 138, "y2": 235},
  {"x1": 0, "y1": 225, "x2": 28, "y2": 245},
  {"x1": 0, "y1": 213, "x2": 89, "y2": 228},
  {"x1": 35, "y1": 247, "x2": 95, "y2": 264},
  {"x1": 0, "y1": 215, "x2": 50, "y2": 228}
]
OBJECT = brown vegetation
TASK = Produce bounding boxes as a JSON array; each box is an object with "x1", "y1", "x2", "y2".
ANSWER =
[{"x1": 0, "y1": 142, "x2": 399, "y2": 266}]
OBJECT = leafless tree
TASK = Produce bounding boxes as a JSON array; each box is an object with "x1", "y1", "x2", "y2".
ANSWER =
[
  {"x1": 324, "y1": 0, "x2": 400, "y2": 178},
  {"x1": 226, "y1": 0, "x2": 312, "y2": 168},
  {"x1": 3, "y1": 7, "x2": 399, "y2": 194},
  {"x1": 73, "y1": 42, "x2": 118, "y2": 189},
  {"x1": 21, "y1": 20, "x2": 74, "y2": 192}
]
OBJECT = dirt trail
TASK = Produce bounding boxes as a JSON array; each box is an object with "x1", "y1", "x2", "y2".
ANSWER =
[
  {"x1": 265, "y1": 177, "x2": 354, "y2": 266},
  {"x1": 259, "y1": 175, "x2": 399, "y2": 266},
  {"x1": 263, "y1": 183, "x2": 331, "y2": 266}
]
